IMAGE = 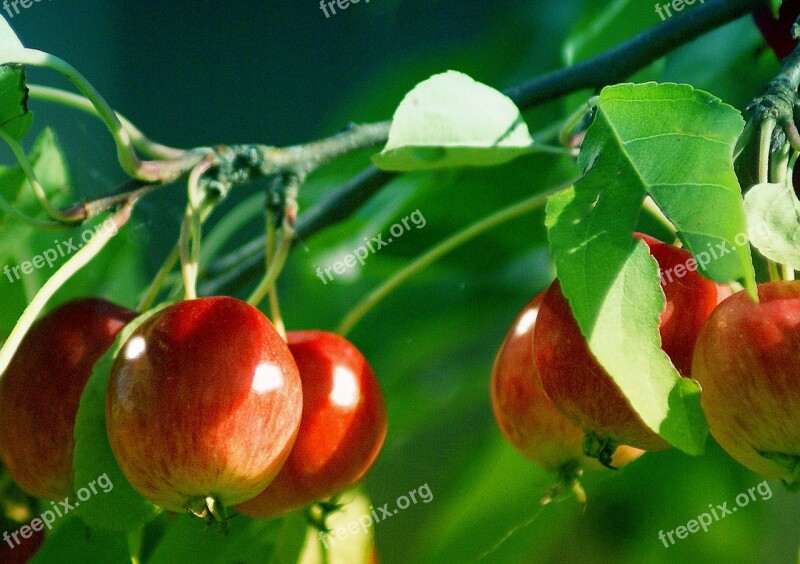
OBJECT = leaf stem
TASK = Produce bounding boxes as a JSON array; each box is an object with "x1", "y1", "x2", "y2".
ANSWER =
[
  {"x1": 0, "y1": 48, "x2": 205, "y2": 183},
  {"x1": 760, "y1": 119, "x2": 776, "y2": 185},
  {"x1": 336, "y1": 178, "x2": 578, "y2": 336},
  {"x1": 0, "y1": 199, "x2": 136, "y2": 379},
  {"x1": 0, "y1": 128, "x2": 79, "y2": 223},
  {"x1": 137, "y1": 243, "x2": 180, "y2": 312},
  {"x1": 27, "y1": 84, "x2": 186, "y2": 160},
  {"x1": 179, "y1": 159, "x2": 216, "y2": 300},
  {"x1": 246, "y1": 177, "x2": 300, "y2": 308},
  {"x1": 265, "y1": 208, "x2": 286, "y2": 339}
]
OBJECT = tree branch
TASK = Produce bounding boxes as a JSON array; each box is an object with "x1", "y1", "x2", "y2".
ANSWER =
[{"x1": 505, "y1": 0, "x2": 772, "y2": 108}]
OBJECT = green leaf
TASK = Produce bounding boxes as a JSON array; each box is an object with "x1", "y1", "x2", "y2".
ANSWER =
[
  {"x1": 0, "y1": 128, "x2": 71, "y2": 337},
  {"x1": 545, "y1": 82, "x2": 753, "y2": 454},
  {"x1": 563, "y1": 0, "x2": 661, "y2": 66},
  {"x1": 0, "y1": 14, "x2": 22, "y2": 50},
  {"x1": 0, "y1": 16, "x2": 30, "y2": 141},
  {"x1": 744, "y1": 182, "x2": 800, "y2": 269},
  {"x1": 770, "y1": 0, "x2": 783, "y2": 17},
  {"x1": 30, "y1": 517, "x2": 129, "y2": 564},
  {"x1": 147, "y1": 513, "x2": 306, "y2": 563},
  {"x1": 72, "y1": 307, "x2": 167, "y2": 531},
  {"x1": 372, "y1": 71, "x2": 538, "y2": 171}
]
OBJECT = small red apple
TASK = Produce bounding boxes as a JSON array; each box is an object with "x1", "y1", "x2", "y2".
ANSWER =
[
  {"x1": 693, "y1": 281, "x2": 800, "y2": 486},
  {"x1": 753, "y1": 1, "x2": 800, "y2": 59},
  {"x1": 491, "y1": 292, "x2": 643, "y2": 479},
  {"x1": 0, "y1": 524, "x2": 44, "y2": 563},
  {"x1": 0, "y1": 298, "x2": 136, "y2": 499},
  {"x1": 106, "y1": 297, "x2": 303, "y2": 514},
  {"x1": 533, "y1": 234, "x2": 725, "y2": 462},
  {"x1": 236, "y1": 331, "x2": 387, "y2": 519}
]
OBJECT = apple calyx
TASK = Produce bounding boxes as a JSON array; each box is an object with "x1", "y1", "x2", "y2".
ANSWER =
[
  {"x1": 540, "y1": 460, "x2": 587, "y2": 507},
  {"x1": 755, "y1": 450, "x2": 800, "y2": 491},
  {"x1": 187, "y1": 495, "x2": 227, "y2": 526},
  {"x1": 305, "y1": 497, "x2": 345, "y2": 532},
  {"x1": 582, "y1": 433, "x2": 619, "y2": 470}
]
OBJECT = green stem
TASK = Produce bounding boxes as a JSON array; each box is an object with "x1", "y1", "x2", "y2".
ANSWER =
[
  {"x1": 265, "y1": 208, "x2": 286, "y2": 339},
  {"x1": 336, "y1": 178, "x2": 578, "y2": 336},
  {"x1": 768, "y1": 259, "x2": 782, "y2": 282},
  {"x1": 246, "y1": 217, "x2": 295, "y2": 308},
  {"x1": 0, "y1": 199, "x2": 135, "y2": 378},
  {"x1": 127, "y1": 528, "x2": 143, "y2": 564},
  {"x1": 27, "y1": 84, "x2": 186, "y2": 160},
  {"x1": 760, "y1": 119, "x2": 776, "y2": 185},
  {"x1": 0, "y1": 128, "x2": 79, "y2": 223},
  {"x1": 179, "y1": 159, "x2": 216, "y2": 300},
  {"x1": 558, "y1": 96, "x2": 598, "y2": 147},
  {"x1": 0, "y1": 191, "x2": 67, "y2": 230},
  {"x1": 0, "y1": 49, "x2": 204, "y2": 183},
  {"x1": 0, "y1": 49, "x2": 140, "y2": 177},
  {"x1": 137, "y1": 243, "x2": 180, "y2": 312}
]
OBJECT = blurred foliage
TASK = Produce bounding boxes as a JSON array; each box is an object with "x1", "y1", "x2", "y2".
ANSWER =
[{"x1": 1, "y1": 0, "x2": 799, "y2": 563}]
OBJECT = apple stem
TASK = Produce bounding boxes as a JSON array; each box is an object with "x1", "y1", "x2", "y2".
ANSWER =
[
  {"x1": 767, "y1": 259, "x2": 782, "y2": 282},
  {"x1": 137, "y1": 244, "x2": 181, "y2": 312},
  {"x1": 540, "y1": 460, "x2": 587, "y2": 507},
  {"x1": 180, "y1": 157, "x2": 218, "y2": 300},
  {"x1": 264, "y1": 205, "x2": 287, "y2": 340},
  {"x1": 126, "y1": 528, "x2": 143, "y2": 564},
  {"x1": 247, "y1": 175, "x2": 301, "y2": 310},
  {"x1": 27, "y1": 84, "x2": 187, "y2": 160},
  {"x1": 558, "y1": 96, "x2": 598, "y2": 148}
]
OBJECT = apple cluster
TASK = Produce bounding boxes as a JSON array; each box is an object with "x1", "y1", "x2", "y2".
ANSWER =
[
  {"x1": 492, "y1": 232, "x2": 800, "y2": 499},
  {"x1": 0, "y1": 296, "x2": 387, "y2": 523}
]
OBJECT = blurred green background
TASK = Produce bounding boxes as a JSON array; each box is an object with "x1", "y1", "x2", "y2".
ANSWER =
[{"x1": 3, "y1": 0, "x2": 800, "y2": 562}]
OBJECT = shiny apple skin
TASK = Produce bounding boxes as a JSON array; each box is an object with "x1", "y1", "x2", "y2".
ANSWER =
[
  {"x1": 0, "y1": 298, "x2": 136, "y2": 500},
  {"x1": 636, "y1": 233, "x2": 724, "y2": 377},
  {"x1": 236, "y1": 331, "x2": 387, "y2": 518},
  {"x1": 106, "y1": 297, "x2": 302, "y2": 512},
  {"x1": 693, "y1": 281, "x2": 800, "y2": 482},
  {"x1": 491, "y1": 293, "x2": 642, "y2": 472},
  {"x1": 533, "y1": 234, "x2": 724, "y2": 452}
]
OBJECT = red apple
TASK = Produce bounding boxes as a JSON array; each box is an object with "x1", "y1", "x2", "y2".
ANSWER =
[
  {"x1": 106, "y1": 297, "x2": 303, "y2": 514},
  {"x1": 491, "y1": 292, "x2": 643, "y2": 477},
  {"x1": 236, "y1": 331, "x2": 387, "y2": 518},
  {"x1": 0, "y1": 524, "x2": 44, "y2": 563},
  {"x1": 693, "y1": 281, "x2": 800, "y2": 485},
  {"x1": 753, "y1": 1, "x2": 800, "y2": 60},
  {"x1": 533, "y1": 234, "x2": 725, "y2": 462},
  {"x1": 0, "y1": 298, "x2": 136, "y2": 499}
]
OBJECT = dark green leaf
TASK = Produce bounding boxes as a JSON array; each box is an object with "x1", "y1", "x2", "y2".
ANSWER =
[{"x1": 72, "y1": 307, "x2": 167, "y2": 531}]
